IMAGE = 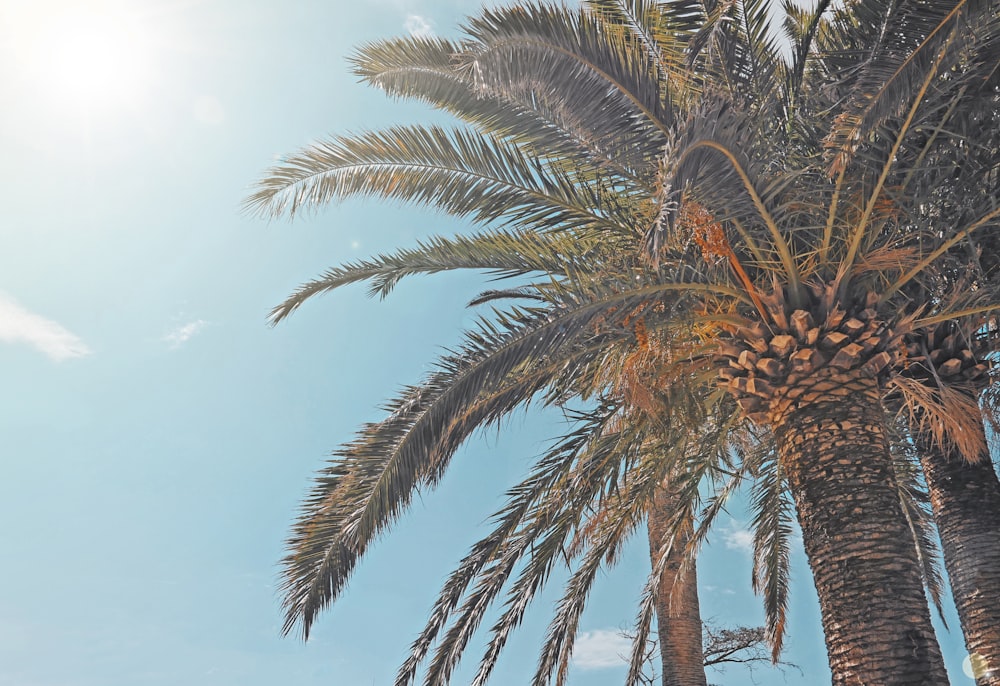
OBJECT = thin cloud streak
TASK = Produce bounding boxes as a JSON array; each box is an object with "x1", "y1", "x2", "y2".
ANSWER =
[
  {"x1": 572, "y1": 629, "x2": 631, "y2": 670},
  {"x1": 164, "y1": 319, "x2": 208, "y2": 348},
  {"x1": 0, "y1": 292, "x2": 91, "y2": 361}
]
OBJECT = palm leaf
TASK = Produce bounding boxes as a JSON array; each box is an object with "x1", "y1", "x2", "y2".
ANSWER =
[
  {"x1": 584, "y1": 0, "x2": 705, "y2": 103},
  {"x1": 418, "y1": 407, "x2": 652, "y2": 686},
  {"x1": 824, "y1": 0, "x2": 996, "y2": 171},
  {"x1": 889, "y1": 426, "x2": 949, "y2": 624},
  {"x1": 281, "y1": 278, "x2": 736, "y2": 638},
  {"x1": 749, "y1": 453, "x2": 794, "y2": 658},
  {"x1": 244, "y1": 125, "x2": 641, "y2": 243},
  {"x1": 268, "y1": 229, "x2": 608, "y2": 323},
  {"x1": 351, "y1": 36, "x2": 653, "y2": 182},
  {"x1": 394, "y1": 402, "x2": 626, "y2": 685},
  {"x1": 460, "y1": 3, "x2": 674, "y2": 147}
]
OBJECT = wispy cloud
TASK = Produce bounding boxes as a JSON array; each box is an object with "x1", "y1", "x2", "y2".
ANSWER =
[
  {"x1": 723, "y1": 519, "x2": 754, "y2": 553},
  {"x1": 163, "y1": 319, "x2": 208, "y2": 348},
  {"x1": 405, "y1": 14, "x2": 433, "y2": 37},
  {"x1": 572, "y1": 629, "x2": 631, "y2": 670},
  {"x1": 705, "y1": 584, "x2": 738, "y2": 596},
  {"x1": 0, "y1": 292, "x2": 91, "y2": 361}
]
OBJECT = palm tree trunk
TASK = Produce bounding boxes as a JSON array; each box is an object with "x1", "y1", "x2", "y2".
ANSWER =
[
  {"x1": 917, "y1": 433, "x2": 1000, "y2": 685},
  {"x1": 772, "y1": 374, "x2": 948, "y2": 685},
  {"x1": 647, "y1": 484, "x2": 707, "y2": 686}
]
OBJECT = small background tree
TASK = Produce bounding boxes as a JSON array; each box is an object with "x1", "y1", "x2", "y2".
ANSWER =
[{"x1": 623, "y1": 620, "x2": 800, "y2": 686}]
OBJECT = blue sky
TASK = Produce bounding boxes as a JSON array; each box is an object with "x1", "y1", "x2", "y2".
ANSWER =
[{"x1": 0, "y1": 1, "x2": 980, "y2": 684}]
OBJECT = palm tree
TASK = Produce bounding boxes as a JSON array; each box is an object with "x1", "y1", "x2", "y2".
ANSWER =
[
  {"x1": 602, "y1": 307, "x2": 712, "y2": 686},
  {"x1": 915, "y1": 432, "x2": 1000, "y2": 685},
  {"x1": 255, "y1": 3, "x2": 745, "y2": 684},
  {"x1": 657, "y1": 1, "x2": 1000, "y2": 680},
  {"x1": 857, "y1": 11, "x2": 1000, "y2": 678},
  {"x1": 249, "y1": 1, "x2": 1000, "y2": 683},
  {"x1": 646, "y1": 492, "x2": 706, "y2": 686}
]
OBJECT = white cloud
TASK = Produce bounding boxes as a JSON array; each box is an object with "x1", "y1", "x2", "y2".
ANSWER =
[
  {"x1": 405, "y1": 14, "x2": 433, "y2": 37},
  {"x1": 704, "y1": 584, "x2": 737, "y2": 596},
  {"x1": 0, "y1": 292, "x2": 91, "y2": 361},
  {"x1": 723, "y1": 520, "x2": 754, "y2": 553},
  {"x1": 572, "y1": 629, "x2": 631, "y2": 670},
  {"x1": 163, "y1": 319, "x2": 208, "y2": 348}
]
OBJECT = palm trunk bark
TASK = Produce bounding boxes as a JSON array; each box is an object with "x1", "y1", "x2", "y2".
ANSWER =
[
  {"x1": 647, "y1": 484, "x2": 707, "y2": 686},
  {"x1": 772, "y1": 374, "x2": 948, "y2": 685},
  {"x1": 917, "y1": 432, "x2": 1000, "y2": 685}
]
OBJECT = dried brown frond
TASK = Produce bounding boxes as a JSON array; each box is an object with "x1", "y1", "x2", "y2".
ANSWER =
[
  {"x1": 856, "y1": 245, "x2": 921, "y2": 276},
  {"x1": 872, "y1": 187, "x2": 904, "y2": 224},
  {"x1": 663, "y1": 509, "x2": 696, "y2": 612},
  {"x1": 887, "y1": 375, "x2": 988, "y2": 462}
]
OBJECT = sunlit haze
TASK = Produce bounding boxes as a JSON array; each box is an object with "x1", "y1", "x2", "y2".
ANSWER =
[{"x1": 6, "y1": 2, "x2": 156, "y2": 114}]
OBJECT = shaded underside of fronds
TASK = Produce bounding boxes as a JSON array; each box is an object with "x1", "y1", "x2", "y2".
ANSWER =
[
  {"x1": 459, "y1": 3, "x2": 673, "y2": 151},
  {"x1": 351, "y1": 35, "x2": 656, "y2": 183}
]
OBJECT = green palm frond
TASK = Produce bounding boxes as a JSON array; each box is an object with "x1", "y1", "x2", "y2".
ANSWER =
[
  {"x1": 535, "y1": 414, "x2": 728, "y2": 686},
  {"x1": 467, "y1": 287, "x2": 552, "y2": 307},
  {"x1": 534, "y1": 481, "x2": 648, "y2": 686},
  {"x1": 421, "y1": 409, "x2": 658, "y2": 686},
  {"x1": 682, "y1": 0, "x2": 786, "y2": 106},
  {"x1": 395, "y1": 402, "x2": 631, "y2": 686},
  {"x1": 626, "y1": 565, "x2": 661, "y2": 686},
  {"x1": 461, "y1": 4, "x2": 673, "y2": 144},
  {"x1": 584, "y1": 0, "x2": 704, "y2": 98},
  {"x1": 824, "y1": 0, "x2": 994, "y2": 171},
  {"x1": 245, "y1": 125, "x2": 642, "y2": 241},
  {"x1": 749, "y1": 453, "x2": 794, "y2": 659},
  {"x1": 883, "y1": 206, "x2": 1000, "y2": 302},
  {"x1": 732, "y1": 0, "x2": 786, "y2": 100},
  {"x1": 659, "y1": 103, "x2": 807, "y2": 293},
  {"x1": 403, "y1": 382, "x2": 733, "y2": 686},
  {"x1": 268, "y1": 229, "x2": 609, "y2": 323},
  {"x1": 351, "y1": 36, "x2": 653, "y2": 182},
  {"x1": 280, "y1": 279, "x2": 736, "y2": 639},
  {"x1": 783, "y1": 0, "x2": 833, "y2": 105},
  {"x1": 889, "y1": 429, "x2": 949, "y2": 624},
  {"x1": 281, "y1": 303, "x2": 592, "y2": 638}
]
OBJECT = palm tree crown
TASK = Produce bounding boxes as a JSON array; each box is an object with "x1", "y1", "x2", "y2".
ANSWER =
[{"x1": 249, "y1": 1, "x2": 1000, "y2": 684}]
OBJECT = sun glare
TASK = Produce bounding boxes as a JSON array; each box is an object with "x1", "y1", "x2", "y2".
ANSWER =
[{"x1": 13, "y1": 3, "x2": 156, "y2": 115}]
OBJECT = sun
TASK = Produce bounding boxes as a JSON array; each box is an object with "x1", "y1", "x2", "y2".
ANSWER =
[{"x1": 12, "y1": 2, "x2": 156, "y2": 114}]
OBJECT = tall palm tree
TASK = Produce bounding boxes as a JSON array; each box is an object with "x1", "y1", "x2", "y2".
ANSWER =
[
  {"x1": 646, "y1": 498, "x2": 705, "y2": 686},
  {"x1": 916, "y1": 432, "x2": 1000, "y2": 685},
  {"x1": 603, "y1": 300, "x2": 712, "y2": 686},
  {"x1": 249, "y1": 1, "x2": 1000, "y2": 683},
  {"x1": 658, "y1": 1, "x2": 1000, "y2": 680},
  {"x1": 854, "y1": 9, "x2": 1000, "y2": 678},
  {"x1": 255, "y1": 3, "x2": 739, "y2": 684}
]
